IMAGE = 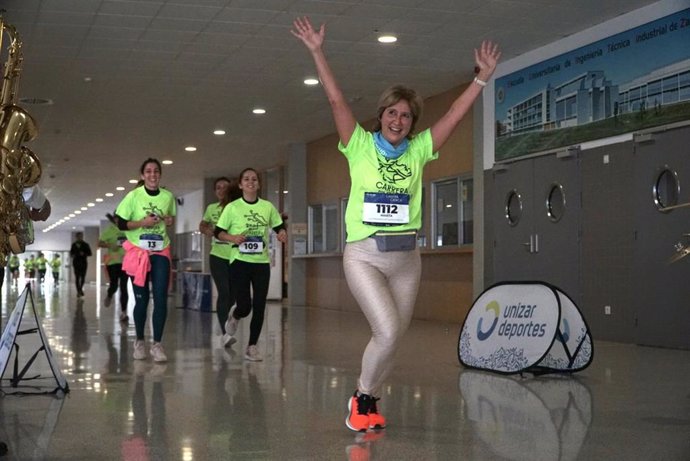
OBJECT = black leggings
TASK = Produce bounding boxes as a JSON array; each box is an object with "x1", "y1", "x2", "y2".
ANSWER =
[
  {"x1": 209, "y1": 254, "x2": 234, "y2": 334},
  {"x1": 106, "y1": 263, "x2": 129, "y2": 311},
  {"x1": 229, "y1": 260, "x2": 270, "y2": 347}
]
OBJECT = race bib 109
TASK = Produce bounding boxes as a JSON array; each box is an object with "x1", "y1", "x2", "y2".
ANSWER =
[{"x1": 239, "y1": 236, "x2": 264, "y2": 254}]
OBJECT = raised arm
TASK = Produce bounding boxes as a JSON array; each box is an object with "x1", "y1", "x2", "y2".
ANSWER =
[
  {"x1": 291, "y1": 16, "x2": 356, "y2": 147},
  {"x1": 430, "y1": 40, "x2": 501, "y2": 152}
]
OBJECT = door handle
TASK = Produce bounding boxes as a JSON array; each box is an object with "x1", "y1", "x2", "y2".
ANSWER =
[{"x1": 522, "y1": 234, "x2": 534, "y2": 253}]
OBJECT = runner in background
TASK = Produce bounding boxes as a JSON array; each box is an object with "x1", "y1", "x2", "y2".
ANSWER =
[
  {"x1": 99, "y1": 212, "x2": 129, "y2": 322},
  {"x1": 50, "y1": 253, "x2": 61, "y2": 284},
  {"x1": 199, "y1": 177, "x2": 241, "y2": 347},
  {"x1": 214, "y1": 168, "x2": 287, "y2": 361},
  {"x1": 115, "y1": 158, "x2": 176, "y2": 363}
]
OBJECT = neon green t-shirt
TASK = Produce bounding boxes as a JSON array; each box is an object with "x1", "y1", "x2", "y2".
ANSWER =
[
  {"x1": 50, "y1": 257, "x2": 61, "y2": 271},
  {"x1": 8, "y1": 255, "x2": 19, "y2": 269},
  {"x1": 99, "y1": 223, "x2": 127, "y2": 265},
  {"x1": 216, "y1": 197, "x2": 283, "y2": 264},
  {"x1": 202, "y1": 202, "x2": 233, "y2": 261},
  {"x1": 36, "y1": 256, "x2": 47, "y2": 270},
  {"x1": 115, "y1": 186, "x2": 176, "y2": 250},
  {"x1": 338, "y1": 123, "x2": 437, "y2": 242}
]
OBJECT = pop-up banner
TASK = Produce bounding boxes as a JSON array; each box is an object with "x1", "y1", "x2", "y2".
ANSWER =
[{"x1": 458, "y1": 281, "x2": 593, "y2": 374}]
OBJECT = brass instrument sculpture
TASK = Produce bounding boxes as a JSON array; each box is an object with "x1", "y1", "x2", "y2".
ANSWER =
[{"x1": 0, "y1": 16, "x2": 42, "y2": 266}]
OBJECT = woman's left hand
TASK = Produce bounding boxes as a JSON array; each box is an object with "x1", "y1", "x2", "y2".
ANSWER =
[
  {"x1": 163, "y1": 216, "x2": 174, "y2": 226},
  {"x1": 474, "y1": 41, "x2": 501, "y2": 81},
  {"x1": 277, "y1": 229, "x2": 288, "y2": 244}
]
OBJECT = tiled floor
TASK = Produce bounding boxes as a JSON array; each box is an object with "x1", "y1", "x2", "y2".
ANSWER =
[{"x1": 0, "y1": 278, "x2": 689, "y2": 460}]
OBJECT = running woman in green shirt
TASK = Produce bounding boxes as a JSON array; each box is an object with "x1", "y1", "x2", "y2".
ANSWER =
[
  {"x1": 99, "y1": 212, "x2": 129, "y2": 322},
  {"x1": 49, "y1": 254, "x2": 61, "y2": 284},
  {"x1": 199, "y1": 177, "x2": 241, "y2": 347},
  {"x1": 214, "y1": 168, "x2": 287, "y2": 361},
  {"x1": 35, "y1": 252, "x2": 47, "y2": 283},
  {"x1": 115, "y1": 158, "x2": 176, "y2": 363},
  {"x1": 293, "y1": 16, "x2": 500, "y2": 432}
]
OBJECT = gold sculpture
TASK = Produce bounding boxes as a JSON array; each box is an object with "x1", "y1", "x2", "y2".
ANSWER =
[{"x1": 0, "y1": 17, "x2": 42, "y2": 266}]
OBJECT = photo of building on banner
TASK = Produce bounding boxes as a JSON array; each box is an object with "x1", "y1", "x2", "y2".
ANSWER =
[{"x1": 494, "y1": 8, "x2": 690, "y2": 162}]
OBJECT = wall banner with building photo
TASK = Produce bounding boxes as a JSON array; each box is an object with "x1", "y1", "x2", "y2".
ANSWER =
[{"x1": 494, "y1": 8, "x2": 690, "y2": 162}]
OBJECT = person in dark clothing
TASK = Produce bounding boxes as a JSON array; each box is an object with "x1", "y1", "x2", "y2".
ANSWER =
[{"x1": 70, "y1": 232, "x2": 92, "y2": 297}]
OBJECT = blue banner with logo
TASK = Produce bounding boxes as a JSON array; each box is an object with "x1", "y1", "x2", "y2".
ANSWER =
[
  {"x1": 494, "y1": 8, "x2": 690, "y2": 161},
  {"x1": 458, "y1": 281, "x2": 593, "y2": 374}
]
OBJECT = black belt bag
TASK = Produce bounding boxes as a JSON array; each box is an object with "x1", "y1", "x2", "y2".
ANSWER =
[{"x1": 371, "y1": 231, "x2": 417, "y2": 252}]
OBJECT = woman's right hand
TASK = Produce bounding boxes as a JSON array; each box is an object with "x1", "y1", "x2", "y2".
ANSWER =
[{"x1": 291, "y1": 16, "x2": 324, "y2": 52}]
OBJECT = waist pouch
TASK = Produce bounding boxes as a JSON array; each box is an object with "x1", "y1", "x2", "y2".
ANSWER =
[{"x1": 371, "y1": 231, "x2": 417, "y2": 252}]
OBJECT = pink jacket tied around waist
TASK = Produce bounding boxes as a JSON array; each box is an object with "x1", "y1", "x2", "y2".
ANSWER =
[{"x1": 122, "y1": 240, "x2": 172, "y2": 287}]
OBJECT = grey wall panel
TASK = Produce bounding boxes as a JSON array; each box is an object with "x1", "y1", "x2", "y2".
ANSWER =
[
  {"x1": 581, "y1": 142, "x2": 636, "y2": 343},
  {"x1": 483, "y1": 169, "x2": 495, "y2": 292},
  {"x1": 633, "y1": 127, "x2": 690, "y2": 349}
]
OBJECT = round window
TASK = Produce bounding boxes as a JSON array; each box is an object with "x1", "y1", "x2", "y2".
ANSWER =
[
  {"x1": 653, "y1": 167, "x2": 680, "y2": 212},
  {"x1": 546, "y1": 183, "x2": 566, "y2": 222},
  {"x1": 505, "y1": 190, "x2": 522, "y2": 226}
]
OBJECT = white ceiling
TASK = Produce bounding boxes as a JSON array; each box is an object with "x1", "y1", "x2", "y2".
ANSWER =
[{"x1": 1, "y1": 0, "x2": 657, "y2": 232}]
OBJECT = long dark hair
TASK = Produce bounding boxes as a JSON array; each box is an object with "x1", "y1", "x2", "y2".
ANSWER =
[{"x1": 219, "y1": 178, "x2": 242, "y2": 207}]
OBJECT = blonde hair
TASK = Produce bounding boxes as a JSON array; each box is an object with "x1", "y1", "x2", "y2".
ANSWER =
[{"x1": 373, "y1": 85, "x2": 423, "y2": 137}]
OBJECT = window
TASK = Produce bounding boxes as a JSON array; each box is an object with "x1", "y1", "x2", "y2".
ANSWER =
[
  {"x1": 308, "y1": 203, "x2": 339, "y2": 253},
  {"x1": 432, "y1": 176, "x2": 473, "y2": 248},
  {"x1": 340, "y1": 197, "x2": 348, "y2": 250}
]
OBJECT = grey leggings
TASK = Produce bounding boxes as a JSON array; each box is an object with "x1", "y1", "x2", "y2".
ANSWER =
[{"x1": 343, "y1": 238, "x2": 421, "y2": 397}]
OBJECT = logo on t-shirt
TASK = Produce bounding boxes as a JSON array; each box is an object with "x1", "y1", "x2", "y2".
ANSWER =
[
  {"x1": 243, "y1": 210, "x2": 269, "y2": 234},
  {"x1": 377, "y1": 156, "x2": 412, "y2": 185}
]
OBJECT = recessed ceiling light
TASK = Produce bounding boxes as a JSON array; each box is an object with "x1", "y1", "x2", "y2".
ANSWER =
[
  {"x1": 80, "y1": 207, "x2": 88, "y2": 211},
  {"x1": 116, "y1": 186, "x2": 125, "y2": 191},
  {"x1": 87, "y1": 203, "x2": 95, "y2": 207},
  {"x1": 105, "y1": 192, "x2": 114, "y2": 197},
  {"x1": 162, "y1": 160, "x2": 173, "y2": 165},
  {"x1": 213, "y1": 130, "x2": 226, "y2": 135},
  {"x1": 68, "y1": 214, "x2": 75, "y2": 218},
  {"x1": 304, "y1": 78, "x2": 319, "y2": 85},
  {"x1": 83, "y1": 77, "x2": 92, "y2": 83},
  {"x1": 185, "y1": 146, "x2": 197, "y2": 152},
  {"x1": 378, "y1": 35, "x2": 397, "y2": 43},
  {"x1": 128, "y1": 179, "x2": 138, "y2": 184},
  {"x1": 95, "y1": 198, "x2": 103, "y2": 202},
  {"x1": 252, "y1": 108, "x2": 266, "y2": 115},
  {"x1": 74, "y1": 210, "x2": 82, "y2": 215}
]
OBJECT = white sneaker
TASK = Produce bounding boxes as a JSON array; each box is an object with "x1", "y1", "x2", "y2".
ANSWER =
[
  {"x1": 225, "y1": 307, "x2": 239, "y2": 337},
  {"x1": 244, "y1": 345, "x2": 262, "y2": 362},
  {"x1": 133, "y1": 340, "x2": 146, "y2": 360},
  {"x1": 221, "y1": 333, "x2": 236, "y2": 347},
  {"x1": 150, "y1": 343, "x2": 168, "y2": 363}
]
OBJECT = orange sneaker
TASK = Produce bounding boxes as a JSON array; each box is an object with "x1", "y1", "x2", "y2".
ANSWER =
[
  {"x1": 368, "y1": 397, "x2": 386, "y2": 429},
  {"x1": 346, "y1": 391, "x2": 371, "y2": 432}
]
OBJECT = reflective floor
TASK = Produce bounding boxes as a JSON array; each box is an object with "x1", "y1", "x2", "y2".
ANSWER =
[{"x1": 0, "y1": 278, "x2": 689, "y2": 460}]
